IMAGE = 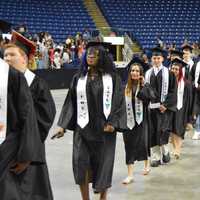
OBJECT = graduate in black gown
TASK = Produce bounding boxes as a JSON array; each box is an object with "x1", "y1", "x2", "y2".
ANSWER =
[
  {"x1": 170, "y1": 58, "x2": 193, "y2": 159},
  {"x1": 145, "y1": 47, "x2": 177, "y2": 167},
  {"x1": 122, "y1": 57, "x2": 156, "y2": 184},
  {"x1": 0, "y1": 58, "x2": 44, "y2": 200},
  {"x1": 192, "y1": 66, "x2": 200, "y2": 139},
  {"x1": 52, "y1": 42, "x2": 126, "y2": 200},
  {"x1": 3, "y1": 31, "x2": 56, "y2": 200},
  {"x1": 182, "y1": 44, "x2": 198, "y2": 130}
]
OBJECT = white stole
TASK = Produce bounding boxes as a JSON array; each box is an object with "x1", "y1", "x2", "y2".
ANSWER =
[
  {"x1": 76, "y1": 73, "x2": 113, "y2": 128},
  {"x1": 187, "y1": 59, "x2": 194, "y2": 72},
  {"x1": 0, "y1": 59, "x2": 9, "y2": 145},
  {"x1": 125, "y1": 85, "x2": 143, "y2": 130},
  {"x1": 145, "y1": 66, "x2": 169, "y2": 103},
  {"x1": 24, "y1": 69, "x2": 36, "y2": 87},
  {"x1": 77, "y1": 74, "x2": 89, "y2": 128},
  {"x1": 177, "y1": 78, "x2": 185, "y2": 110},
  {"x1": 194, "y1": 61, "x2": 200, "y2": 88},
  {"x1": 102, "y1": 74, "x2": 113, "y2": 119}
]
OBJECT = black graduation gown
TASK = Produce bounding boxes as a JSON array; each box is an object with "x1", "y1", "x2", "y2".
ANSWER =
[
  {"x1": 193, "y1": 73, "x2": 200, "y2": 116},
  {"x1": 172, "y1": 81, "x2": 193, "y2": 139},
  {"x1": 188, "y1": 61, "x2": 198, "y2": 121},
  {"x1": 148, "y1": 69, "x2": 177, "y2": 147},
  {"x1": 0, "y1": 67, "x2": 44, "y2": 200},
  {"x1": 123, "y1": 84, "x2": 156, "y2": 164},
  {"x1": 18, "y1": 76, "x2": 56, "y2": 200},
  {"x1": 58, "y1": 72, "x2": 126, "y2": 192}
]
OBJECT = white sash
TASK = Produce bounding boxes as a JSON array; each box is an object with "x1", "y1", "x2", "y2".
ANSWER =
[
  {"x1": 177, "y1": 78, "x2": 185, "y2": 110},
  {"x1": 24, "y1": 69, "x2": 36, "y2": 87},
  {"x1": 77, "y1": 75, "x2": 89, "y2": 128},
  {"x1": 188, "y1": 59, "x2": 194, "y2": 72},
  {"x1": 102, "y1": 74, "x2": 113, "y2": 119},
  {"x1": 125, "y1": 93, "x2": 135, "y2": 130},
  {"x1": 161, "y1": 67, "x2": 169, "y2": 102},
  {"x1": 135, "y1": 86, "x2": 143, "y2": 125},
  {"x1": 125, "y1": 85, "x2": 143, "y2": 129},
  {"x1": 76, "y1": 74, "x2": 113, "y2": 128},
  {"x1": 145, "y1": 66, "x2": 169, "y2": 103},
  {"x1": 0, "y1": 59, "x2": 9, "y2": 145},
  {"x1": 194, "y1": 61, "x2": 200, "y2": 88}
]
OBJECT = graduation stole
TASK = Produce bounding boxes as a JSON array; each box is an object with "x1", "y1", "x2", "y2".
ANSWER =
[
  {"x1": 0, "y1": 59, "x2": 9, "y2": 145},
  {"x1": 24, "y1": 69, "x2": 36, "y2": 87},
  {"x1": 145, "y1": 66, "x2": 169, "y2": 103},
  {"x1": 194, "y1": 62, "x2": 200, "y2": 88},
  {"x1": 187, "y1": 59, "x2": 194, "y2": 72},
  {"x1": 125, "y1": 84, "x2": 143, "y2": 130},
  {"x1": 76, "y1": 73, "x2": 113, "y2": 128},
  {"x1": 177, "y1": 77, "x2": 185, "y2": 110}
]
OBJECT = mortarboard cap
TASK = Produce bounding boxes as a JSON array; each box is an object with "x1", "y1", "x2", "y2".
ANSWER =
[
  {"x1": 182, "y1": 44, "x2": 193, "y2": 52},
  {"x1": 86, "y1": 41, "x2": 111, "y2": 51},
  {"x1": 126, "y1": 56, "x2": 146, "y2": 71},
  {"x1": 11, "y1": 30, "x2": 36, "y2": 58},
  {"x1": 171, "y1": 58, "x2": 187, "y2": 68},
  {"x1": 170, "y1": 49, "x2": 183, "y2": 59},
  {"x1": 151, "y1": 47, "x2": 167, "y2": 58}
]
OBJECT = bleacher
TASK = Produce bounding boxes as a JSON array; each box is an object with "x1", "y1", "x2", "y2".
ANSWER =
[
  {"x1": 96, "y1": 0, "x2": 200, "y2": 49},
  {"x1": 0, "y1": 0, "x2": 96, "y2": 42}
]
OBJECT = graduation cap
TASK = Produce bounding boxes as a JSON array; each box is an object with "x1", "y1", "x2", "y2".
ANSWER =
[
  {"x1": 86, "y1": 41, "x2": 111, "y2": 52},
  {"x1": 151, "y1": 47, "x2": 167, "y2": 58},
  {"x1": 0, "y1": 20, "x2": 12, "y2": 33},
  {"x1": 169, "y1": 49, "x2": 183, "y2": 59},
  {"x1": 11, "y1": 30, "x2": 36, "y2": 58},
  {"x1": 122, "y1": 56, "x2": 147, "y2": 83},
  {"x1": 126, "y1": 56, "x2": 146, "y2": 72},
  {"x1": 182, "y1": 44, "x2": 193, "y2": 52},
  {"x1": 171, "y1": 58, "x2": 187, "y2": 68}
]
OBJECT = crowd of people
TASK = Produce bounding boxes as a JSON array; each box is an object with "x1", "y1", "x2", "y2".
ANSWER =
[
  {"x1": 0, "y1": 25, "x2": 97, "y2": 70},
  {"x1": 0, "y1": 27, "x2": 200, "y2": 200}
]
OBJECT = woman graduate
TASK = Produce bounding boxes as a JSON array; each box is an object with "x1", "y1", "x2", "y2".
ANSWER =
[
  {"x1": 122, "y1": 57, "x2": 156, "y2": 184},
  {"x1": 52, "y1": 42, "x2": 126, "y2": 200},
  {"x1": 170, "y1": 58, "x2": 192, "y2": 159},
  {"x1": 3, "y1": 31, "x2": 56, "y2": 200}
]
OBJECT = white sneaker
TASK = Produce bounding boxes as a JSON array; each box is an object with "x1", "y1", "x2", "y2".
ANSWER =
[{"x1": 192, "y1": 132, "x2": 200, "y2": 140}]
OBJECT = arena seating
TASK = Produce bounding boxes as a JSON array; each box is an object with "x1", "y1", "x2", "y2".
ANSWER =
[
  {"x1": 96, "y1": 0, "x2": 200, "y2": 49},
  {"x1": 0, "y1": 0, "x2": 96, "y2": 42}
]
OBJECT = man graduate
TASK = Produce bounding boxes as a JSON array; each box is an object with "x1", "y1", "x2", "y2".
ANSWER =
[
  {"x1": 145, "y1": 47, "x2": 177, "y2": 167},
  {"x1": 3, "y1": 30, "x2": 56, "y2": 200},
  {"x1": 0, "y1": 58, "x2": 44, "y2": 199}
]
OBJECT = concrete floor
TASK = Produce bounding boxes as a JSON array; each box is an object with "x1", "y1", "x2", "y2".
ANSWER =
[{"x1": 46, "y1": 89, "x2": 200, "y2": 200}]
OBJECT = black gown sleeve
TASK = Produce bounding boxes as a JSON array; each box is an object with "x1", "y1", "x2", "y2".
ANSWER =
[
  {"x1": 107, "y1": 74, "x2": 127, "y2": 131},
  {"x1": 137, "y1": 83, "x2": 157, "y2": 105},
  {"x1": 15, "y1": 72, "x2": 44, "y2": 163},
  {"x1": 162, "y1": 72, "x2": 177, "y2": 111},
  {"x1": 31, "y1": 78, "x2": 56, "y2": 142},
  {"x1": 57, "y1": 74, "x2": 78, "y2": 131}
]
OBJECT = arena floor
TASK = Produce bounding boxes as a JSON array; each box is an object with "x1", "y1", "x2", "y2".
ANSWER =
[{"x1": 46, "y1": 89, "x2": 200, "y2": 200}]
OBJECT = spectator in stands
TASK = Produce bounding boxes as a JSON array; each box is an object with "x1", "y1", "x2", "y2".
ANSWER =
[
  {"x1": 82, "y1": 28, "x2": 91, "y2": 41},
  {"x1": 53, "y1": 48, "x2": 62, "y2": 69},
  {"x1": 62, "y1": 46, "x2": 71, "y2": 64}
]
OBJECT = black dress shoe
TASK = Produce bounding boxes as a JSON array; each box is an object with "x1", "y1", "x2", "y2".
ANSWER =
[
  {"x1": 150, "y1": 160, "x2": 161, "y2": 167},
  {"x1": 93, "y1": 189, "x2": 100, "y2": 194},
  {"x1": 162, "y1": 153, "x2": 170, "y2": 163}
]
